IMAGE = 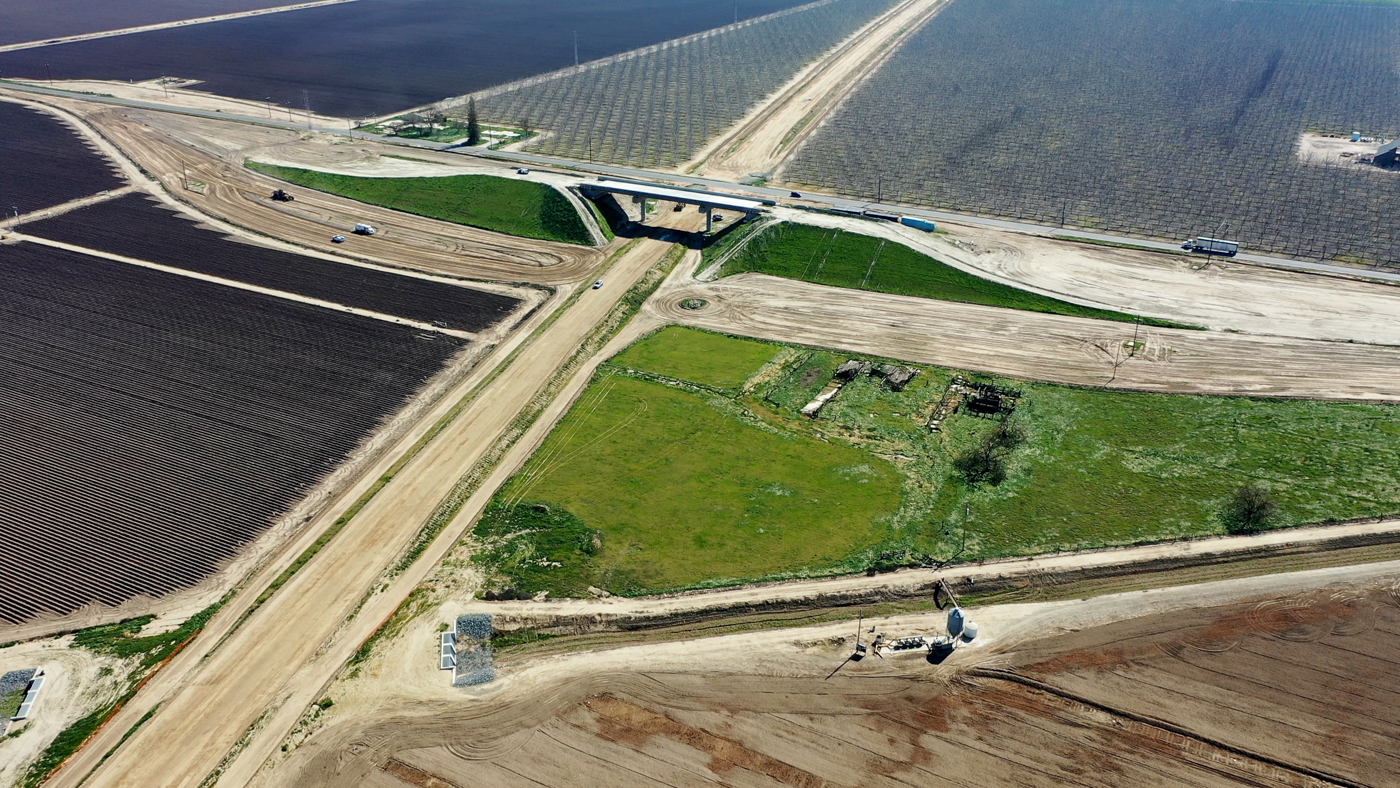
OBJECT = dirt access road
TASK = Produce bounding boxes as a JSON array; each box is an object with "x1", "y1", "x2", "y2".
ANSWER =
[
  {"x1": 688, "y1": 0, "x2": 948, "y2": 180},
  {"x1": 271, "y1": 562, "x2": 1400, "y2": 788},
  {"x1": 22, "y1": 93, "x2": 607, "y2": 285},
  {"x1": 776, "y1": 209, "x2": 1400, "y2": 344},
  {"x1": 651, "y1": 272, "x2": 1400, "y2": 400},
  {"x1": 49, "y1": 229, "x2": 681, "y2": 788}
]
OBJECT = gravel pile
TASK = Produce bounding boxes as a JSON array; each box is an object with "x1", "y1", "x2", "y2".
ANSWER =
[
  {"x1": 0, "y1": 669, "x2": 35, "y2": 698},
  {"x1": 453, "y1": 614, "x2": 496, "y2": 687}
]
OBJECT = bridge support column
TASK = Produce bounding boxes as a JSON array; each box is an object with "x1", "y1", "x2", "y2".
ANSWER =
[{"x1": 705, "y1": 207, "x2": 713, "y2": 233}]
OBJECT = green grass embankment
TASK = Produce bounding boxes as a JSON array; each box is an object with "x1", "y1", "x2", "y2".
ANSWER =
[
  {"x1": 471, "y1": 327, "x2": 1400, "y2": 598},
  {"x1": 247, "y1": 162, "x2": 594, "y2": 245},
  {"x1": 723, "y1": 222, "x2": 1194, "y2": 328}
]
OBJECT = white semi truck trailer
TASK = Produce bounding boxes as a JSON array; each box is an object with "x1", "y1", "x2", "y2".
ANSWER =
[{"x1": 1181, "y1": 237, "x2": 1238, "y2": 256}]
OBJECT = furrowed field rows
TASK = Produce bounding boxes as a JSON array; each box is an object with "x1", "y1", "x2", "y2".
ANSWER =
[
  {"x1": 19, "y1": 193, "x2": 522, "y2": 331},
  {"x1": 0, "y1": 242, "x2": 464, "y2": 624},
  {"x1": 0, "y1": 0, "x2": 816, "y2": 117},
  {"x1": 0, "y1": 0, "x2": 298, "y2": 47},
  {"x1": 785, "y1": 0, "x2": 1400, "y2": 266},
  {"x1": 467, "y1": 0, "x2": 896, "y2": 168},
  {"x1": 0, "y1": 100, "x2": 125, "y2": 215}
]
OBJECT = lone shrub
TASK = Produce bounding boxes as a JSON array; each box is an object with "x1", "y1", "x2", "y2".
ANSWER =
[
  {"x1": 954, "y1": 420, "x2": 1025, "y2": 486},
  {"x1": 1223, "y1": 483, "x2": 1278, "y2": 534}
]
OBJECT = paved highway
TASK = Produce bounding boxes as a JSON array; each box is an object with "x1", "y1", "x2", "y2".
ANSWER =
[{"x1": 7, "y1": 79, "x2": 1399, "y2": 285}]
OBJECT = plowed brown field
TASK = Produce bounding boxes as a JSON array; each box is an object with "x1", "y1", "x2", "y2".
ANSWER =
[{"x1": 276, "y1": 575, "x2": 1400, "y2": 788}]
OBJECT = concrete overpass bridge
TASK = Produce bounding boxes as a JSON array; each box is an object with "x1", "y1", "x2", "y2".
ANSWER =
[{"x1": 580, "y1": 178, "x2": 771, "y2": 232}]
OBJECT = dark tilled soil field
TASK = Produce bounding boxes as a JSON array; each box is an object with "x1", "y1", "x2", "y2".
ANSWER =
[
  {"x1": 0, "y1": 0, "x2": 812, "y2": 117},
  {"x1": 0, "y1": 101, "x2": 125, "y2": 216},
  {"x1": 0, "y1": 0, "x2": 296, "y2": 46},
  {"x1": 0, "y1": 242, "x2": 465, "y2": 624},
  {"x1": 289, "y1": 583, "x2": 1400, "y2": 788},
  {"x1": 19, "y1": 193, "x2": 521, "y2": 332}
]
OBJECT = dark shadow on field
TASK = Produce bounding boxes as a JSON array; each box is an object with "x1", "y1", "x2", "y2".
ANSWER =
[
  {"x1": 592, "y1": 193, "x2": 748, "y2": 250},
  {"x1": 927, "y1": 644, "x2": 956, "y2": 665}
]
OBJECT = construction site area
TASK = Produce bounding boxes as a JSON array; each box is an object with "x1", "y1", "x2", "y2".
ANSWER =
[{"x1": 1, "y1": 0, "x2": 1399, "y2": 786}]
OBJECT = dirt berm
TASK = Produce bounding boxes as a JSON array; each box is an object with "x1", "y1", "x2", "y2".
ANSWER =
[{"x1": 482, "y1": 521, "x2": 1400, "y2": 654}]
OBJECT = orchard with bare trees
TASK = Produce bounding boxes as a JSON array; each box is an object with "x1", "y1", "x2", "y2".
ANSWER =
[{"x1": 786, "y1": 0, "x2": 1400, "y2": 266}]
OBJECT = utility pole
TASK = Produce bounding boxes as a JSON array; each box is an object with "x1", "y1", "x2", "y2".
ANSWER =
[
  {"x1": 44, "y1": 63, "x2": 52, "y2": 86},
  {"x1": 876, "y1": 174, "x2": 883, "y2": 204},
  {"x1": 735, "y1": 0, "x2": 739, "y2": 24},
  {"x1": 266, "y1": 96, "x2": 272, "y2": 118},
  {"x1": 574, "y1": 31, "x2": 579, "y2": 67},
  {"x1": 303, "y1": 89, "x2": 312, "y2": 130}
]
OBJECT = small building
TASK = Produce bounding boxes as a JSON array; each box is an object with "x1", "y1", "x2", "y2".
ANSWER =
[
  {"x1": 872, "y1": 364, "x2": 917, "y2": 391},
  {"x1": 833, "y1": 360, "x2": 869, "y2": 381},
  {"x1": 1376, "y1": 140, "x2": 1399, "y2": 168}
]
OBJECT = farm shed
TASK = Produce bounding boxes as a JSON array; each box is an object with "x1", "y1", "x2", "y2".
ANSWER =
[
  {"x1": 1376, "y1": 140, "x2": 1399, "y2": 168},
  {"x1": 834, "y1": 360, "x2": 869, "y2": 380}
]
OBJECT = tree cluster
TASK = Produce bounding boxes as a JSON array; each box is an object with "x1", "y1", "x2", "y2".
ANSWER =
[{"x1": 954, "y1": 421, "x2": 1025, "y2": 486}]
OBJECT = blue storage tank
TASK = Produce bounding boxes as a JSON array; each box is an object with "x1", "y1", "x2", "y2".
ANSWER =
[{"x1": 900, "y1": 216, "x2": 937, "y2": 232}]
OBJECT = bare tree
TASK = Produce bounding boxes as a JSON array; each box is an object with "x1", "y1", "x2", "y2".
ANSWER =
[{"x1": 1223, "y1": 483, "x2": 1278, "y2": 534}]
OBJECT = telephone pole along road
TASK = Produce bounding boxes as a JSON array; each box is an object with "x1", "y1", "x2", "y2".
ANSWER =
[{"x1": 4, "y1": 79, "x2": 1396, "y2": 284}]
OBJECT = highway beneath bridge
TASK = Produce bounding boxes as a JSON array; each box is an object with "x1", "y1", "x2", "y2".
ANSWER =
[{"x1": 580, "y1": 179, "x2": 770, "y2": 232}]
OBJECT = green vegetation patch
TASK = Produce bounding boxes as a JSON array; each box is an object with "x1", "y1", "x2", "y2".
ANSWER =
[
  {"x1": 246, "y1": 162, "x2": 593, "y2": 245},
  {"x1": 723, "y1": 223, "x2": 1191, "y2": 328},
  {"x1": 471, "y1": 327, "x2": 1400, "y2": 597},
  {"x1": 474, "y1": 372, "x2": 903, "y2": 595},
  {"x1": 0, "y1": 687, "x2": 25, "y2": 720},
  {"x1": 71, "y1": 602, "x2": 222, "y2": 670},
  {"x1": 610, "y1": 327, "x2": 780, "y2": 391},
  {"x1": 962, "y1": 391, "x2": 1400, "y2": 555}
]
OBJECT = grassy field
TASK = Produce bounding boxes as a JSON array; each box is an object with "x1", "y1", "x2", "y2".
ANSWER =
[
  {"x1": 247, "y1": 162, "x2": 594, "y2": 245},
  {"x1": 723, "y1": 222, "x2": 1191, "y2": 328},
  {"x1": 475, "y1": 371, "x2": 902, "y2": 595},
  {"x1": 609, "y1": 326, "x2": 780, "y2": 391},
  {"x1": 471, "y1": 328, "x2": 1400, "y2": 597}
]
